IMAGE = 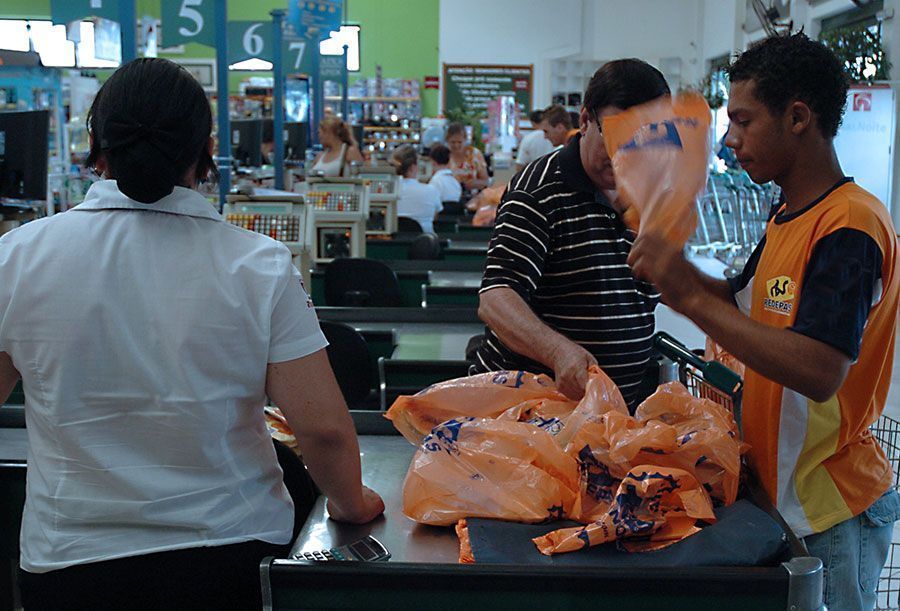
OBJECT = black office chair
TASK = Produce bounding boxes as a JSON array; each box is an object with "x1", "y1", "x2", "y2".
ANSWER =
[
  {"x1": 408, "y1": 233, "x2": 443, "y2": 260},
  {"x1": 441, "y1": 200, "x2": 465, "y2": 216},
  {"x1": 397, "y1": 217, "x2": 424, "y2": 234},
  {"x1": 323, "y1": 258, "x2": 403, "y2": 307},
  {"x1": 320, "y1": 320, "x2": 375, "y2": 408}
]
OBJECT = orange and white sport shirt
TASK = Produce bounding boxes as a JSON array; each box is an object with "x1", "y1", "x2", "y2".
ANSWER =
[{"x1": 728, "y1": 178, "x2": 898, "y2": 537}]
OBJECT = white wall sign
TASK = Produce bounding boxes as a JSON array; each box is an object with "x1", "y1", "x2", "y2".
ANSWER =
[{"x1": 834, "y1": 85, "x2": 895, "y2": 211}]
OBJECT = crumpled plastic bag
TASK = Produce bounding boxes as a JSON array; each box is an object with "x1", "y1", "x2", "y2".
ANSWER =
[
  {"x1": 567, "y1": 382, "x2": 743, "y2": 523},
  {"x1": 265, "y1": 406, "x2": 300, "y2": 453},
  {"x1": 385, "y1": 370, "x2": 573, "y2": 445},
  {"x1": 705, "y1": 337, "x2": 745, "y2": 378},
  {"x1": 602, "y1": 91, "x2": 711, "y2": 247},
  {"x1": 533, "y1": 466, "x2": 715, "y2": 555},
  {"x1": 391, "y1": 369, "x2": 744, "y2": 555},
  {"x1": 397, "y1": 368, "x2": 628, "y2": 525},
  {"x1": 402, "y1": 417, "x2": 581, "y2": 525}
]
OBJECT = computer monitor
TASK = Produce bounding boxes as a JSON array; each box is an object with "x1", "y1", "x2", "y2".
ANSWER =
[
  {"x1": 231, "y1": 119, "x2": 262, "y2": 168},
  {"x1": 284, "y1": 122, "x2": 308, "y2": 160},
  {"x1": 0, "y1": 110, "x2": 49, "y2": 201}
]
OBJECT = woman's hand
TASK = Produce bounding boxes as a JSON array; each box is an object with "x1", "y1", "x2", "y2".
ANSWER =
[{"x1": 326, "y1": 485, "x2": 386, "y2": 524}]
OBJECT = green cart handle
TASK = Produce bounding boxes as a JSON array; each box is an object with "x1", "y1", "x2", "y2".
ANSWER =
[{"x1": 653, "y1": 332, "x2": 744, "y2": 397}]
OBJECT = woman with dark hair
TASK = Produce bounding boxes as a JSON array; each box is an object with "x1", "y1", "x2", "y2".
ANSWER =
[
  {"x1": 311, "y1": 115, "x2": 363, "y2": 176},
  {"x1": 392, "y1": 144, "x2": 442, "y2": 233},
  {"x1": 0, "y1": 58, "x2": 383, "y2": 610},
  {"x1": 445, "y1": 121, "x2": 489, "y2": 191}
]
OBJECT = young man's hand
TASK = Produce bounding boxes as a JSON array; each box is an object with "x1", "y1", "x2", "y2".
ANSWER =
[
  {"x1": 549, "y1": 339, "x2": 598, "y2": 400},
  {"x1": 627, "y1": 233, "x2": 698, "y2": 313},
  {"x1": 326, "y1": 485, "x2": 385, "y2": 524}
]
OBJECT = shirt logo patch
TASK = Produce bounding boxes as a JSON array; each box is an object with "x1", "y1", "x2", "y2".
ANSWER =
[{"x1": 763, "y1": 275, "x2": 796, "y2": 316}]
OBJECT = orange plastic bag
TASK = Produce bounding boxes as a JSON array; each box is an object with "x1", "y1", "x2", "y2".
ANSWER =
[
  {"x1": 602, "y1": 91, "x2": 711, "y2": 247},
  {"x1": 705, "y1": 337, "x2": 746, "y2": 377},
  {"x1": 397, "y1": 368, "x2": 628, "y2": 525},
  {"x1": 533, "y1": 466, "x2": 715, "y2": 555},
  {"x1": 567, "y1": 382, "x2": 743, "y2": 524},
  {"x1": 385, "y1": 370, "x2": 571, "y2": 444},
  {"x1": 393, "y1": 369, "x2": 743, "y2": 555},
  {"x1": 402, "y1": 417, "x2": 580, "y2": 525}
]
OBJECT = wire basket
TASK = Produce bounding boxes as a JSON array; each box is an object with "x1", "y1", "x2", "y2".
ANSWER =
[
  {"x1": 683, "y1": 367, "x2": 739, "y2": 418},
  {"x1": 653, "y1": 332, "x2": 743, "y2": 430},
  {"x1": 871, "y1": 414, "x2": 900, "y2": 610}
]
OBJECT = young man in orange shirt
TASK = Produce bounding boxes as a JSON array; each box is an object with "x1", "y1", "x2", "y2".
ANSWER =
[{"x1": 628, "y1": 33, "x2": 899, "y2": 610}]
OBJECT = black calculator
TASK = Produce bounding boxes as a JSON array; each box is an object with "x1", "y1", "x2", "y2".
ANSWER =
[{"x1": 293, "y1": 535, "x2": 391, "y2": 562}]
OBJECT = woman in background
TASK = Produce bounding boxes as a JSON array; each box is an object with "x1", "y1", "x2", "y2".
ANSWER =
[
  {"x1": 311, "y1": 115, "x2": 363, "y2": 176},
  {"x1": 445, "y1": 122, "x2": 489, "y2": 191}
]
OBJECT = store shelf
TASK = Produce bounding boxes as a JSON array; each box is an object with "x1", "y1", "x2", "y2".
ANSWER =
[
  {"x1": 364, "y1": 138, "x2": 418, "y2": 144},
  {"x1": 324, "y1": 96, "x2": 420, "y2": 102},
  {"x1": 363, "y1": 126, "x2": 418, "y2": 132}
]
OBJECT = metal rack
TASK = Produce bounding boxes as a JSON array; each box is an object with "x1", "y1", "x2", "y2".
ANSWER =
[
  {"x1": 871, "y1": 414, "x2": 900, "y2": 610},
  {"x1": 688, "y1": 171, "x2": 780, "y2": 274}
]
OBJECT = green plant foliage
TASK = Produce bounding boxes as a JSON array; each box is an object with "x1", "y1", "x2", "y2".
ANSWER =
[
  {"x1": 820, "y1": 22, "x2": 890, "y2": 83},
  {"x1": 682, "y1": 72, "x2": 727, "y2": 110}
]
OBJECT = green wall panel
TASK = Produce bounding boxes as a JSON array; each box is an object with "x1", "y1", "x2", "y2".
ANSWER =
[{"x1": 347, "y1": 0, "x2": 439, "y2": 116}]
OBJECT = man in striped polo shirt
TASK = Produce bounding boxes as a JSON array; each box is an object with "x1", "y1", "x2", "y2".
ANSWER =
[{"x1": 473, "y1": 59, "x2": 668, "y2": 408}]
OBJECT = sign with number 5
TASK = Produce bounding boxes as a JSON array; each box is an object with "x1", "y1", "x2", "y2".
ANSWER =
[{"x1": 161, "y1": 0, "x2": 214, "y2": 47}]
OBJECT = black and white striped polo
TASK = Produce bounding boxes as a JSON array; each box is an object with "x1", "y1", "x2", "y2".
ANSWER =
[{"x1": 472, "y1": 134, "x2": 659, "y2": 407}]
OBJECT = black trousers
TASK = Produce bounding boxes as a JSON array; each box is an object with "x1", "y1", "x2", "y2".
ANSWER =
[
  {"x1": 18, "y1": 539, "x2": 291, "y2": 610},
  {"x1": 17, "y1": 440, "x2": 318, "y2": 610}
]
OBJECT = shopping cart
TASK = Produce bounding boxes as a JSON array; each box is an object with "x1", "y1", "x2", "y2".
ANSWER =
[
  {"x1": 655, "y1": 330, "x2": 900, "y2": 610},
  {"x1": 653, "y1": 331, "x2": 825, "y2": 610},
  {"x1": 654, "y1": 331, "x2": 744, "y2": 433},
  {"x1": 871, "y1": 414, "x2": 900, "y2": 610}
]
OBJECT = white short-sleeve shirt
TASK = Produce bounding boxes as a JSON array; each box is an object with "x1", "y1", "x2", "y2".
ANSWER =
[
  {"x1": 515, "y1": 129, "x2": 553, "y2": 166},
  {"x1": 397, "y1": 178, "x2": 443, "y2": 233},
  {"x1": 0, "y1": 180, "x2": 327, "y2": 573},
  {"x1": 428, "y1": 168, "x2": 462, "y2": 203}
]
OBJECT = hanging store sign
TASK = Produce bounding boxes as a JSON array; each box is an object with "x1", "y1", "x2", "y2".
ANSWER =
[
  {"x1": 283, "y1": 37, "x2": 315, "y2": 75},
  {"x1": 319, "y1": 54, "x2": 344, "y2": 80},
  {"x1": 287, "y1": 0, "x2": 343, "y2": 41},
  {"x1": 227, "y1": 21, "x2": 275, "y2": 64},
  {"x1": 50, "y1": 0, "x2": 119, "y2": 25},
  {"x1": 160, "y1": 0, "x2": 215, "y2": 48}
]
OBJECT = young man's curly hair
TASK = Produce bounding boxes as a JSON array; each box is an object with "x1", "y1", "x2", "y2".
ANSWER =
[{"x1": 727, "y1": 32, "x2": 849, "y2": 138}]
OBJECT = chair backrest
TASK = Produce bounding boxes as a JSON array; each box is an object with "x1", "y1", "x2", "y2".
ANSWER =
[
  {"x1": 320, "y1": 321, "x2": 375, "y2": 407},
  {"x1": 408, "y1": 233, "x2": 443, "y2": 260},
  {"x1": 323, "y1": 258, "x2": 404, "y2": 307},
  {"x1": 397, "y1": 216, "x2": 424, "y2": 234},
  {"x1": 378, "y1": 358, "x2": 473, "y2": 410}
]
